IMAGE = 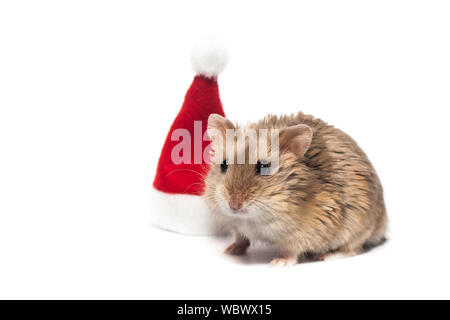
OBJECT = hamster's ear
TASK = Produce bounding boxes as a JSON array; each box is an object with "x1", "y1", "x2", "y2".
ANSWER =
[
  {"x1": 207, "y1": 114, "x2": 235, "y2": 144},
  {"x1": 206, "y1": 114, "x2": 235, "y2": 162},
  {"x1": 280, "y1": 124, "x2": 313, "y2": 157}
]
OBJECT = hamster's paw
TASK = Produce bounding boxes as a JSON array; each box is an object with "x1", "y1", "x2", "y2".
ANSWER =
[
  {"x1": 269, "y1": 256, "x2": 298, "y2": 267},
  {"x1": 316, "y1": 250, "x2": 357, "y2": 261},
  {"x1": 224, "y1": 240, "x2": 250, "y2": 255}
]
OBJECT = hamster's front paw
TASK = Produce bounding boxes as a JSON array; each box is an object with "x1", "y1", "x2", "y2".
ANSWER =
[{"x1": 224, "y1": 240, "x2": 250, "y2": 255}]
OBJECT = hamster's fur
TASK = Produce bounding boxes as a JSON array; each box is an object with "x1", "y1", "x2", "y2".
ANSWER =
[{"x1": 204, "y1": 112, "x2": 388, "y2": 266}]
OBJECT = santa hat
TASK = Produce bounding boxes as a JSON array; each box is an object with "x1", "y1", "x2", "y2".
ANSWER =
[{"x1": 151, "y1": 38, "x2": 229, "y2": 235}]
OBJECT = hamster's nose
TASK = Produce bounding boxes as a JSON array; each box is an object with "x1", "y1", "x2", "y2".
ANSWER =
[{"x1": 229, "y1": 194, "x2": 244, "y2": 212}]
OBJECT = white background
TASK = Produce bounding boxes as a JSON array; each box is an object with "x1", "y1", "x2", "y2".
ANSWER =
[{"x1": 1, "y1": 0, "x2": 449, "y2": 299}]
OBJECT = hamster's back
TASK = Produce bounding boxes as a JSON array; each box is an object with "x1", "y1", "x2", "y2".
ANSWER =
[{"x1": 256, "y1": 112, "x2": 388, "y2": 248}]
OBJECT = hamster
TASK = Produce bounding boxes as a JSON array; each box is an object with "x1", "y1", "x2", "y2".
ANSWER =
[{"x1": 204, "y1": 112, "x2": 388, "y2": 266}]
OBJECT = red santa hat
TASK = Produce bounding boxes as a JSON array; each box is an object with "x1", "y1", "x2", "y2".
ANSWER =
[{"x1": 151, "y1": 37, "x2": 229, "y2": 235}]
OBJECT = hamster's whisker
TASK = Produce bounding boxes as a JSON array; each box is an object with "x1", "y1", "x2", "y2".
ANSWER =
[
  {"x1": 183, "y1": 182, "x2": 203, "y2": 193},
  {"x1": 249, "y1": 199, "x2": 276, "y2": 216},
  {"x1": 164, "y1": 168, "x2": 207, "y2": 182}
]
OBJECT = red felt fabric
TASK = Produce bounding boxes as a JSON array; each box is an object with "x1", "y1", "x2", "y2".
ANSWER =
[{"x1": 153, "y1": 76, "x2": 225, "y2": 195}]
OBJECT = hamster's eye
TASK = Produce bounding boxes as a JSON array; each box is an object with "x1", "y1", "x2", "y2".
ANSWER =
[
  {"x1": 220, "y1": 160, "x2": 228, "y2": 173},
  {"x1": 255, "y1": 160, "x2": 271, "y2": 175}
]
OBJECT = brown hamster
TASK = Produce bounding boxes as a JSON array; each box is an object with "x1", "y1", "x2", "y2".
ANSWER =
[{"x1": 204, "y1": 112, "x2": 388, "y2": 266}]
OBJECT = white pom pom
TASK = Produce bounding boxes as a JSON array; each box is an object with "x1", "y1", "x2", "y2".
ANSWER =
[{"x1": 190, "y1": 36, "x2": 229, "y2": 78}]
